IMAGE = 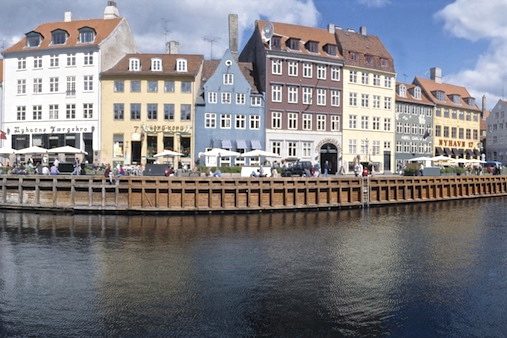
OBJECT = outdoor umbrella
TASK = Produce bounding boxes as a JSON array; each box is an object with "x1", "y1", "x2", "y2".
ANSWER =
[
  {"x1": 48, "y1": 145, "x2": 88, "y2": 155},
  {"x1": 241, "y1": 149, "x2": 281, "y2": 158},
  {"x1": 198, "y1": 148, "x2": 241, "y2": 157},
  {"x1": 407, "y1": 156, "x2": 432, "y2": 162},
  {"x1": 153, "y1": 149, "x2": 184, "y2": 157},
  {"x1": 15, "y1": 146, "x2": 48, "y2": 154},
  {"x1": 0, "y1": 147, "x2": 15, "y2": 155}
]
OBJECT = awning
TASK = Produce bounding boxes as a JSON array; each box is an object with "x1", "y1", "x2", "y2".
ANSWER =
[
  {"x1": 465, "y1": 149, "x2": 473, "y2": 157},
  {"x1": 444, "y1": 148, "x2": 452, "y2": 156},
  {"x1": 451, "y1": 148, "x2": 458, "y2": 156},
  {"x1": 251, "y1": 140, "x2": 262, "y2": 149},
  {"x1": 236, "y1": 139, "x2": 248, "y2": 149},
  {"x1": 457, "y1": 149, "x2": 464, "y2": 156},
  {"x1": 221, "y1": 139, "x2": 232, "y2": 149},
  {"x1": 473, "y1": 149, "x2": 481, "y2": 156},
  {"x1": 435, "y1": 147, "x2": 443, "y2": 155}
]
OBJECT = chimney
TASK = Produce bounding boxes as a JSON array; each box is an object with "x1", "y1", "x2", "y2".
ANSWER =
[
  {"x1": 430, "y1": 67, "x2": 442, "y2": 84},
  {"x1": 228, "y1": 14, "x2": 239, "y2": 58},
  {"x1": 64, "y1": 11, "x2": 72, "y2": 22},
  {"x1": 104, "y1": 0, "x2": 120, "y2": 19},
  {"x1": 166, "y1": 41, "x2": 179, "y2": 54},
  {"x1": 327, "y1": 23, "x2": 335, "y2": 34},
  {"x1": 482, "y1": 95, "x2": 487, "y2": 112},
  {"x1": 359, "y1": 26, "x2": 367, "y2": 36}
]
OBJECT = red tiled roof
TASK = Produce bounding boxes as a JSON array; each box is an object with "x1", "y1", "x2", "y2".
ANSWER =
[
  {"x1": 256, "y1": 20, "x2": 343, "y2": 61},
  {"x1": 101, "y1": 53, "x2": 203, "y2": 77},
  {"x1": 415, "y1": 76, "x2": 481, "y2": 111},
  {"x1": 3, "y1": 17, "x2": 122, "y2": 54},
  {"x1": 395, "y1": 82, "x2": 434, "y2": 106}
]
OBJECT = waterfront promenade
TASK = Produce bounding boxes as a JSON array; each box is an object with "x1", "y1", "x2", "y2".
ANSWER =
[{"x1": 0, "y1": 174, "x2": 506, "y2": 213}]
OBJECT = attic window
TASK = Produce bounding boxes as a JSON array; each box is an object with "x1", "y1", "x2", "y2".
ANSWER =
[
  {"x1": 466, "y1": 97, "x2": 475, "y2": 105},
  {"x1": 451, "y1": 94, "x2": 461, "y2": 104},
  {"x1": 365, "y1": 54, "x2": 373, "y2": 65},
  {"x1": 51, "y1": 30, "x2": 67, "y2": 45},
  {"x1": 26, "y1": 32, "x2": 42, "y2": 47},
  {"x1": 79, "y1": 28, "x2": 95, "y2": 43},
  {"x1": 434, "y1": 90, "x2": 445, "y2": 101},
  {"x1": 380, "y1": 58, "x2": 388, "y2": 68},
  {"x1": 325, "y1": 44, "x2": 337, "y2": 55},
  {"x1": 349, "y1": 51, "x2": 357, "y2": 60},
  {"x1": 176, "y1": 58, "x2": 187, "y2": 72},
  {"x1": 399, "y1": 85, "x2": 406, "y2": 97},
  {"x1": 271, "y1": 36, "x2": 281, "y2": 50},
  {"x1": 306, "y1": 41, "x2": 318, "y2": 53},
  {"x1": 151, "y1": 58, "x2": 162, "y2": 71},
  {"x1": 413, "y1": 86, "x2": 421, "y2": 99},
  {"x1": 129, "y1": 58, "x2": 140, "y2": 71},
  {"x1": 287, "y1": 38, "x2": 300, "y2": 50}
]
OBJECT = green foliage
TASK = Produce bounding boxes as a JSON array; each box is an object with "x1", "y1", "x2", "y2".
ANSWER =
[
  {"x1": 440, "y1": 166, "x2": 466, "y2": 175},
  {"x1": 403, "y1": 167, "x2": 418, "y2": 176}
]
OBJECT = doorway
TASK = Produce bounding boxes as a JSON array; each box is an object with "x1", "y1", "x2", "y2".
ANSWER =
[{"x1": 320, "y1": 143, "x2": 338, "y2": 174}]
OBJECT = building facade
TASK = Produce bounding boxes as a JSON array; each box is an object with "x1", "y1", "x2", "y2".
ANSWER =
[
  {"x1": 1, "y1": 3, "x2": 136, "y2": 163},
  {"x1": 394, "y1": 82, "x2": 434, "y2": 167},
  {"x1": 100, "y1": 53, "x2": 203, "y2": 167},
  {"x1": 416, "y1": 67, "x2": 481, "y2": 159},
  {"x1": 337, "y1": 26, "x2": 396, "y2": 174},
  {"x1": 485, "y1": 99, "x2": 507, "y2": 163},
  {"x1": 195, "y1": 49, "x2": 265, "y2": 167},
  {"x1": 240, "y1": 21, "x2": 344, "y2": 173}
]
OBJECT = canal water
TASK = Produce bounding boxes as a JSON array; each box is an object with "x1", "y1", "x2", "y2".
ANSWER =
[{"x1": 1, "y1": 199, "x2": 506, "y2": 336}]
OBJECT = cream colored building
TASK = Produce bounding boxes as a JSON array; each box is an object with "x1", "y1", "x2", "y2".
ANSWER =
[{"x1": 100, "y1": 52, "x2": 203, "y2": 167}]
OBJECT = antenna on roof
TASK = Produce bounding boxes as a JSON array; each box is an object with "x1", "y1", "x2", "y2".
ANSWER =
[
  {"x1": 202, "y1": 35, "x2": 220, "y2": 59},
  {"x1": 161, "y1": 18, "x2": 171, "y2": 45}
]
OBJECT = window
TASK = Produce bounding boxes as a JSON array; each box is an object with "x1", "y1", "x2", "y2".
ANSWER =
[
  {"x1": 67, "y1": 53, "x2": 76, "y2": 66},
  {"x1": 349, "y1": 139, "x2": 357, "y2": 155},
  {"x1": 361, "y1": 94, "x2": 369, "y2": 107},
  {"x1": 303, "y1": 63, "x2": 312, "y2": 78},
  {"x1": 32, "y1": 105, "x2": 42, "y2": 120},
  {"x1": 151, "y1": 58, "x2": 162, "y2": 71},
  {"x1": 272, "y1": 141, "x2": 281, "y2": 155},
  {"x1": 113, "y1": 134, "x2": 124, "y2": 158},
  {"x1": 330, "y1": 90, "x2": 340, "y2": 107},
  {"x1": 466, "y1": 129, "x2": 471, "y2": 139},
  {"x1": 398, "y1": 85, "x2": 406, "y2": 97},
  {"x1": 396, "y1": 122, "x2": 403, "y2": 133},
  {"x1": 272, "y1": 112, "x2": 282, "y2": 129},
  {"x1": 372, "y1": 117, "x2": 380, "y2": 130},
  {"x1": 443, "y1": 126, "x2": 449, "y2": 138},
  {"x1": 302, "y1": 142, "x2": 312, "y2": 157},
  {"x1": 49, "y1": 77, "x2": 59, "y2": 92},
  {"x1": 331, "y1": 115, "x2": 340, "y2": 131},
  {"x1": 32, "y1": 57, "x2": 43, "y2": 69},
  {"x1": 221, "y1": 92, "x2": 232, "y2": 104},
  {"x1": 17, "y1": 58, "x2": 26, "y2": 70},
  {"x1": 272, "y1": 59, "x2": 282, "y2": 75},
  {"x1": 349, "y1": 70, "x2": 357, "y2": 83},
  {"x1": 306, "y1": 41, "x2": 318, "y2": 53},
  {"x1": 384, "y1": 118, "x2": 391, "y2": 131},
  {"x1": 49, "y1": 105, "x2": 59, "y2": 119},
  {"x1": 287, "y1": 38, "x2": 300, "y2": 50},
  {"x1": 373, "y1": 74, "x2": 380, "y2": 86},
  {"x1": 176, "y1": 58, "x2": 187, "y2": 72},
  {"x1": 236, "y1": 93, "x2": 246, "y2": 105},
  {"x1": 26, "y1": 32, "x2": 41, "y2": 47},
  {"x1": 17, "y1": 106, "x2": 26, "y2": 120},
  {"x1": 373, "y1": 95, "x2": 380, "y2": 109},
  {"x1": 303, "y1": 87, "x2": 313, "y2": 104},
  {"x1": 66, "y1": 104, "x2": 76, "y2": 119},
  {"x1": 331, "y1": 67, "x2": 340, "y2": 81},
  {"x1": 66, "y1": 76, "x2": 75, "y2": 96},
  {"x1": 361, "y1": 139, "x2": 369, "y2": 154},
  {"x1": 220, "y1": 114, "x2": 232, "y2": 128},
  {"x1": 17, "y1": 79, "x2": 26, "y2": 95},
  {"x1": 317, "y1": 89, "x2": 326, "y2": 106},
  {"x1": 473, "y1": 129, "x2": 478, "y2": 140},
  {"x1": 114, "y1": 80, "x2": 124, "y2": 92},
  {"x1": 451, "y1": 127, "x2": 457, "y2": 138},
  {"x1": 52, "y1": 30, "x2": 67, "y2": 44},
  {"x1": 250, "y1": 115, "x2": 260, "y2": 129},
  {"x1": 435, "y1": 125, "x2": 441, "y2": 137},
  {"x1": 361, "y1": 72, "x2": 369, "y2": 85},
  {"x1": 79, "y1": 28, "x2": 95, "y2": 43},
  {"x1": 147, "y1": 104, "x2": 157, "y2": 120},
  {"x1": 288, "y1": 61, "x2": 298, "y2": 76},
  {"x1": 84, "y1": 52, "x2": 93, "y2": 65},
  {"x1": 83, "y1": 103, "x2": 94, "y2": 118},
  {"x1": 349, "y1": 92, "x2": 357, "y2": 106},
  {"x1": 384, "y1": 76, "x2": 392, "y2": 88},
  {"x1": 271, "y1": 85, "x2": 282, "y2": 102},
  {"x1": 435, "y1": 91, "x2": 445, "y2": 101},
  {"x1": 349, "y1": 115, "x2": 357, "y2": 128},
  {"x1": 235, "y1": 115, "x2": 246, "y2": 129},
  {"x1": 114, "y1": 103, "x2": 124, "y2": 120},
  {"x1": 180, "y1": 104, "x2": 191, "y2": 120},
  {"x1": 223, "y1": 73, "x2": 234, "y2": 85},
  {"x1": 208, "y1": 92, "x2": 217, "y2": 103},
  {"x1": 288, "y1": 141, "x2": 297, "y2": 157},
  {"x1": 372, "y1": 141, "x2": 381, "y2": 156},
  {"x1": 33, "y1": 78, "x2": 42, "y2": 93},
  {"x1": 148, "y1": 80, "x2": 158, "y2": 92},
  {"x1": 164, "y1": 80, "x2": 175, "y2": 92},
  {"x1": 181, "y1": 81, "x2": 191, "y2": 93},
  {"x1": 164, "y1": 104, "x2": 174, "y2": 120},
  {"x1": 83, "y1": 75, "x2": 93, "y2": 91},
  {"x1": 317, "y1": 115, "x2": 326, "y2": 131},
  {"x1": 205, "y1": 113, "x2": 216, "y2": 128},
  {"x1": 413, "y1": 86, "x2": 421, "y2": 99},
  {"x1": 271, "y1": 36, "x2": 281, "y2": 49},
  {"x1": 361, "y1": 116, "x2": 369, "y2": 129},
  {"x1": 302, "y1": 114, "x2": 312, "y2": 130},
  {"x1": 251, "y1": 96, "x2": 262, "y2": 106},
  {"x1": 325, "y1": 44, "x2": 337, "y2": 55},
  {"x1": 317, "y1": 65, "x2": 326, "y2": 79},
  {"x1": 384, "y1": 97, "x2": 392, "y2": 110},
  {"x1": 459, "y1": 128, "x2": 464, "y2": 139},
  {"x1": 288, "y1": 112, "x2": 298, "y2": 129},
  {"x1": 288, "y1": 86, "x2": 298, "y2": 103},
  {"x1": 50, "y1": 55, "x2": 59, "y2": 67}
]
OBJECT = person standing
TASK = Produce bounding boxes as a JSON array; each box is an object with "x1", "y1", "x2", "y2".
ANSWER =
[{"x1": 323, "y1": 161, "x2": 330, "y2": 177}]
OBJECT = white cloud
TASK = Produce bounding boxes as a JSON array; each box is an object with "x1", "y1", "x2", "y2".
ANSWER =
[
  {"x1": 357, "y1": 0, "x2": 391, "y2": 8},
  {"x1": 436, "y1": 0, "x2": 507, "y2": 106}
]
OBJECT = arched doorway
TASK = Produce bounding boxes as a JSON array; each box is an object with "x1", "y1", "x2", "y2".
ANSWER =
[{"x1": 320, "y1": 143, "x2": 338, "y2": 174}]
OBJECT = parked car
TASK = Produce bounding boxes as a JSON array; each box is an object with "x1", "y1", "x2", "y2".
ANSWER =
[{"x1": 281, "y1": 161, "x2": 315, "y2": 177}]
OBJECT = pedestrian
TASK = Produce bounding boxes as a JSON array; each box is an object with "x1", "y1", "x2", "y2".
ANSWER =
[
  {"x1": 104, "y1": 164, "x2": 113, "y2": 184},
  {"x1": 72, "y1": 157, "x2": 81, "y2": 175},
  {"x1": 323, "y1": 160, "x2": 330, "y2": 177},
  {"x1": 50, "y1": 164, "x2": 59, "y2": 175}
]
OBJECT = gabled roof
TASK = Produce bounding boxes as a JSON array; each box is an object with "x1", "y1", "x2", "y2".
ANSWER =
[
  {"x1": 201, "y1": 59, "x2": 260, "y2": 94},
  {"x1": 395, "y1": 82, "x2": 434, "y2": 106},
  {"x1": 3, "y1": 17, "x2": 122, "y2": 54},
  {"x1": 101, "y1": 53, "x2": 203, "y2": 77},
  {"x1": 415, "y1": 76, "x2": 481, "y2": 112},
  {"x1": 256, "y1": 20, "x2": 343, "y2": 61}
]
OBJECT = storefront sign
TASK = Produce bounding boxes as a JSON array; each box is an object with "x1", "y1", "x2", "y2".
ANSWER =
[
  {"x1": 11, "y1": 125, "x2": 92, "y2": 135},
  {"x1": 136, "y1": 125, "x2": 192, "y2": 134},
  {"x1": 438, "y1": 139, "x2": 474, "y2": 148}
]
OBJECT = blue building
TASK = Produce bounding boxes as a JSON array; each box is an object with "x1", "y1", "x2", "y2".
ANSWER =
[{"x1": 195, "y1": 49, "x2": 265, "y2": 167}]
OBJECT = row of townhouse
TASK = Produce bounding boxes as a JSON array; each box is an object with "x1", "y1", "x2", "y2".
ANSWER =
[{"x1": 0, "y1": 2, "x2": 483, "y2": 173}]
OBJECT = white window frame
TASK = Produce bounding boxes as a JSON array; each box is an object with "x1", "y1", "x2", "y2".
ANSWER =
[
  {"x1": 317, "y1": 115, "x2": 326, "y2": 131},
  {"x1": 176, "y1": 58, "x2": 187, "y2": 72},
  {"x1": 205, "y1": 113, "x2": 216, "y2": 128},
  {"x1": 223, "y1": 73, "x2": 234, "y2": 85},
  {"x1": 303, "y1": 63, "x2": 312, "y2": 78},
  {"x1": 288, "y1": 112, "x2": 298, "y2": 130},
  {"x1": 272, "y1": 112, "x2": 282, "y2": 129},
  {"x1": 317, "y1": 88, "x2": 326, "y2": 106},
  {"x1": 272, "y1": 59, "x2": 282, "y2": 75},
  {"x1": 220, "y1": 113, "x2": 232, "y2": 129},
  {"x1": 331, "y1": 66, "x2": 340, "y2": 81},
  {"x1": 129, "y1": 58, "x2": 140, "y2": 71},
  {"x1": 302, "y1": 113, "x2": 312, "y2": 130},
  {"x1": 317, "y1": 65, "x2": 326, "y2": 80},
  {"x1": 288, "y1": 86, "x2": 298, "y2": 104},
  {"x1": 330, "y1": 90, "x2": 340, "y2": 107},
  {"x1": 249, "y1": 115, "x2": 260, "y2": 130},
  {"x1": 330, "y1": 115, "x2": 340, "y2": 131},
  {"x1": 221, "y1": 92, "x2": 232, "y2": 104},
  {"x1": 288, "y1": 61, "x2": 298, "y2": 76},
  {"x1": 236, "y1": 93, "x2": 246, "y2": 105},
  {"x1": 236, "y1": 114, "x2": 246, "y2": 129},
  {"x1": 271, "y1": 85, "x2": 282, "y2": 102},
  {"x1": 208, "y1": 92, "x2": 217, "y2": 104}
]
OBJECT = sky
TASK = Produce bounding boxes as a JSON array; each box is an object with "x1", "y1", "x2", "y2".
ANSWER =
[{"x1": 1, "y1": 0, "x2": 506, "y2": 109}]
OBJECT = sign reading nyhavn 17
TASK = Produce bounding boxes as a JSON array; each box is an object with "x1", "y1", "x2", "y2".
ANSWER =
[{"x1": 439, "y1": 139, "x2": 475, "y2": 148}]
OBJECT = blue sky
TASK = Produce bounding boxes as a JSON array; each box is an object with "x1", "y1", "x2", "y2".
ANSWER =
[{"x1": 1, "y1": 0, "x2": 505, "y2": 107}]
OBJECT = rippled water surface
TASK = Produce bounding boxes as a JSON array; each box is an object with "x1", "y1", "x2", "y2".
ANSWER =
[{"x1": 1, "y1": 199, "x2": 507, "y2": 336}]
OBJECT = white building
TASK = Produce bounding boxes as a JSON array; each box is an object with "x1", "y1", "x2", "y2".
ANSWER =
[
  {"x1": 486, "y1": 99, "x2": 507, "y2": 163},
  {"x1": 1, "y1": 1, "x2": 136, "y2": 163}
]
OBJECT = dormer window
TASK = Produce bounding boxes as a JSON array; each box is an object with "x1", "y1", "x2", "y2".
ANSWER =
[
  {"x1": 305, "y1": 41, "x2": 318, "y2": 53},
  {"x1": 129, "y1": 58, "x2": 140, "y2": 71},
  {"x1": 413, "y1": 86, "x2": 422, "y2": 99},
  {"x1": 325, "y1": 44, "x2": 337, "y2": 56},
  {"x1": 365, "y1": 54, "x2": 373, "y2": 65},
  {"x1": 51, "y1": 30, "x2": 67, "y2": 45},
  {"x1": 26, "y1": 32, "x2": 42, "y2": 47},
  {"x1": 380, "y1": 58, "x2": 388, "y2": 68},
  {"x1": 176, "y1": 58, "x2": 187, "y2": 72},
  {"x1": 433, "y1": 90, "x2": 445, "y2": 101},
  {"x1": 466, "y1": 97, "x2": 475, "y2": 105},
  {"x1": 398, "y1": 85, "x2": 406, "y2": 97},
  {"x1": 79, "y1": 27, "x2": 95, "y2": 43},
  {"x1": 451, "y1": 94, "x2": 461, "y2": 104},
  {"x1": 271, "y1": 36, "x2": 281, "y2": 50},
  {"x1": 151, "y1": 58, "x2": 162, "y2": 71},
  {"x1": 287, "y1": 38, "x2": 300, "y2": 50},
  {"x1": 350, "y1": 51, "x2": 357, "y2": 61}
]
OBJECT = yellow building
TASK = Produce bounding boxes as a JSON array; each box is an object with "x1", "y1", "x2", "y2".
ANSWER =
[
  {"x1": 100, "y1": 53, "x2": 203, "y2": 167},
  {"x1": 416, "y1": 68, "x2": 481, "y2": 158}
]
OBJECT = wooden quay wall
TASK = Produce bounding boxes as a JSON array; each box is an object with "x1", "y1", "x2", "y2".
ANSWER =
[{"x1": 0, "y1": 175, "x2": 506, "y2": 214}]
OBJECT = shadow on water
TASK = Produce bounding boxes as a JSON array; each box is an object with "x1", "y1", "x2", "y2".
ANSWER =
[{"x1": 1, "y1": 198, "x2": 507, "y2": 336}]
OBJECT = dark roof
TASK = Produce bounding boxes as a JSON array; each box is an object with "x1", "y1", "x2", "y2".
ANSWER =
[
  {"x1": 201, "y1": 59, "x2": 260, "y2": 93},
  {"x1": 395, "y1": 82, "x2": 434, "y2": 106}
]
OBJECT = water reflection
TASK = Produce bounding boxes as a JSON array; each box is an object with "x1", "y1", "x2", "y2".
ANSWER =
[{"x1": 1, "y1": 199, "x2": 506, "y2": 336}]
